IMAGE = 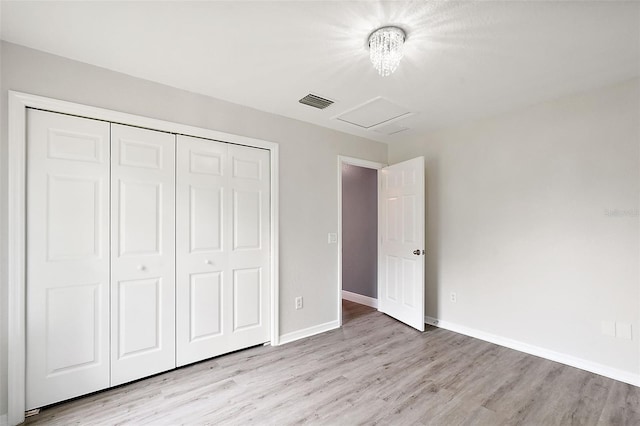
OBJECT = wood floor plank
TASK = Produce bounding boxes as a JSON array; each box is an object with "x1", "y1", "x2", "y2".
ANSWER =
[
  {"x1": 24, "y1": 300, "x2": 638, "y2": 425},
  {"x1": 598, "y1": 381, "x2": 640, "y2": 425}
]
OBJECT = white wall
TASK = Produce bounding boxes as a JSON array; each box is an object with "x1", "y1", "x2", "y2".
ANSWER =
[
  {"x1": 389, "y1": 78, "x2": 640, "y2": 378},
  {"x1": 0, "y1": 41, "x2": 387, "y2": 417}
]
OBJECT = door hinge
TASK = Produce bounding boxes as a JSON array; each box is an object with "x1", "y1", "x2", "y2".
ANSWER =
[{"x1": 26, "y1": 408, "x2": 40, "y2": 417}]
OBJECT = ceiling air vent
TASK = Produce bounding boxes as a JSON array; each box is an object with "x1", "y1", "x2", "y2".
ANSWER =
[{"x1": 299, "y1": 93, "x2": 334, "y2": 109}]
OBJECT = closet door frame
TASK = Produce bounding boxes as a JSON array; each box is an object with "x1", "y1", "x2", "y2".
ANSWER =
[{"x1": 7, "y1": 90, "x2": 280, "y2": 426}]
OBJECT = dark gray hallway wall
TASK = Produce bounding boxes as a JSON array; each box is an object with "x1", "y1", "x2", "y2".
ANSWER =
[{"x1": 342, "y1": 164, "x2": 377, "y2": 298}]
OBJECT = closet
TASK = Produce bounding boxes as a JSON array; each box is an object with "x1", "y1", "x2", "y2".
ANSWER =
[{"x1": 25, "y1": 108, "x2": 271, "y2": 409}]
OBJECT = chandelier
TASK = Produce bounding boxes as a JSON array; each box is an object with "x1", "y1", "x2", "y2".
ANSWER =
[{"x1": 368, "y1": 26, "x2": 406, "y2": 77}]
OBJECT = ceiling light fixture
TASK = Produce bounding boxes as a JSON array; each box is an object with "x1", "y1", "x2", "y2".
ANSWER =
[{"x1": 368, "y1": 26, "x2": 406, "y2": 77}]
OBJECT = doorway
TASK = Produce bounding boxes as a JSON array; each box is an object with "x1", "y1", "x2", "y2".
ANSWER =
[
  {"x1": 337, "y1": 156, "x2": 385, "y2": 325},
  {"x1": 337, "y1": 155, "x2": 426, "y2": 331}
]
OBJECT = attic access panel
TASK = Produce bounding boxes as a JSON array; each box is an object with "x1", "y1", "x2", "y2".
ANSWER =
[
  {"x1": 374, "y1": 121, "x2": 409, "y2": 135},
  {"x1": 335, "y1": 97, "x2": 412, "y2": 129}
]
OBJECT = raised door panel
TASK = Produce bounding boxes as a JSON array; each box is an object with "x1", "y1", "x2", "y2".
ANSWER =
[
  {"x1": 26, "y1": 109, "x2": 110, "y2": 409},
  {"x1": 119, "y1": 139, "x2": 163, "y2": 169},
  {"x1": 233, "y1": 268, "x2": 262, "y2": 331},
  {"x1": 116, "y1": 278, "x2": 162, "y2": 357},
  {"x1": 189, "y1": 272, "x2": 223, "y2": 341},
  {"x1": 402, "y1": 195, "x2": 417, "y2": 243},
  {"x1": 386, "y1": 196, "x2": 400, "y2": 243},
  {"x1": 190, "y1": 186, "x2": 223, "y2": 253},
  {"x1": 45, "y1": 285, "x2": 101, "y2": 372},
  {"x1": 233, "y1": 190, "x2": 262, "y2": 250},
  {"x1": 385, "y1": 255, "x2": 399, "y2": 301},
  {"x1": 110, "y1": 124, "x2": 175, "y2": 386},
  {"x1": 118, "y1": 180, "x2": 162, "y2": 256}
]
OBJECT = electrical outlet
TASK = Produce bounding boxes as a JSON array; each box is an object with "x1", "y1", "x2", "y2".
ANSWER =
[
  {"x1": 328, "y1": 233, "x2": 338, "y2": 244},
  {"x1": 295, "y1": 296, "x2": 303, "y2": 310},
  {"x1": 450, "y1": 292, "x2": 457, "y2": 303}
]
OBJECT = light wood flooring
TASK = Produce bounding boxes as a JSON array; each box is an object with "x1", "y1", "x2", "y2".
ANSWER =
[{"x1": 25, "y1": 300, "x2": 640, "y2": 425}]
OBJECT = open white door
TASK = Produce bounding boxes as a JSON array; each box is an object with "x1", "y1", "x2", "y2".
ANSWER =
[{"x1": 378, "y1": 157, "x2": 425, "y2": 331}]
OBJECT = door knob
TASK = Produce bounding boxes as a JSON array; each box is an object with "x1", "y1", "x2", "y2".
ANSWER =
[
  {"x1": 413, "y1": 250, "x2": 420, "y2": 255},
  {"x1": 137, "y1": 265, "x2": 147, "y2": 271},
  {"x1": 205, "y1": 259, "x2": 213, "y2": 265}
]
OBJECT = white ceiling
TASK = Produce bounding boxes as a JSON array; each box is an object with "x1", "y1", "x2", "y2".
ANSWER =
[{"x1": 2, "y1": 1, "x2": 639, "y2": 144}]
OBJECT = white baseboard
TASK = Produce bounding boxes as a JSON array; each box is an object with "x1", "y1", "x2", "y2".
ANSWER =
[
  {"x1": 425, "y1": 315, "x2": 640, "y2": 387},
  {"x1": 279, "y1": 320, "x2": 340, "y2": 346},
  {"x1": 1, "y1": 413, "x2": 7, "y2": 426},
  {"x1": 342, "y1": 290, "x2": 378, "y2": 309},
  {"x1": 425, "y1": 315, "x2": 440, "y2": 327}
]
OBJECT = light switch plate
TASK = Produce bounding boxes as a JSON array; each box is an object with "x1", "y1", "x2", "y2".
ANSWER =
[
  {"x1": 616, "y1": 322, "x2": 633, "y2": 340},
  {"x1": 601, "y1": 321, "x2": 616, "y2": 337},
  {"x1": 328, "y1": 233, "x2": 338, "y2": 244}
]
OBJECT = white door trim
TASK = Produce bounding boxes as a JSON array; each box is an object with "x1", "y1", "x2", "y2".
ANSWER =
[
  {"x1": 337, "y1": 156, "x2": 385, "y2": 326},
  {"x1": 7, "y1": 91, "x2": 280, "y2": 426}
]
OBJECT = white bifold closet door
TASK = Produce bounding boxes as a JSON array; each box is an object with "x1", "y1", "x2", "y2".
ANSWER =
[
  {"x1": 26, "y1": 109, "x2": 111, "y2": 409},
  {"x1": 26, "y1": 109, "x2": 270, "y2": 409},
  {"x1": 110, "y1": 124, "x2": 176, "y2": 385},
  {"x1": 176, "y1": 135, "x2": 270, "y2": 366}
]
